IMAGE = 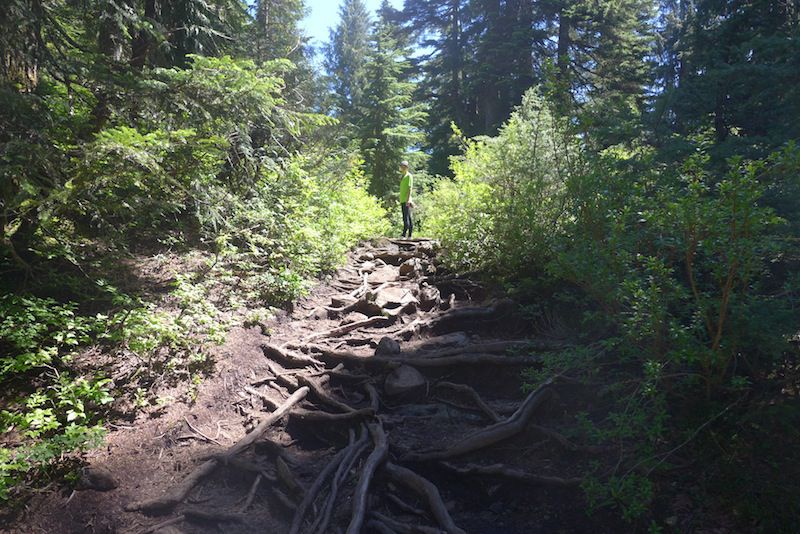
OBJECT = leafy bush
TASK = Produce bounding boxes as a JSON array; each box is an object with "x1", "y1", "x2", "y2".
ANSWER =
[
  {"x1": 0, "y1": 296, "x2": 112, "y2": 502},
  {"x1": 424, "y1": 90, "x2": 582, "y2": 276}
]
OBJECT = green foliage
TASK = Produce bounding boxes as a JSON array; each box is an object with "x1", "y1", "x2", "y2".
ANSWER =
[
  {"x1": 0, "y1": 296, "x2": 111, "y2": 502},
  {"x1": 425, "y1": 90, "x2": 581, "y2": 276}
]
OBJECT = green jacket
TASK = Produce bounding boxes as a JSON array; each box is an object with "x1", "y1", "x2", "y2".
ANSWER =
[{"x1": 399, "y1": 172, "x2": 413, "y2": 203}]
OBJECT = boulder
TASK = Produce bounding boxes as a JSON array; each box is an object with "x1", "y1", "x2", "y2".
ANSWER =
[
  {"x1": 368, "y1": 265, "x2": 397, "y2": 285},
  {"x1": 399, "y1": 258, "x2": 422, "y2": 277},
  {"x1": 78, "y1": 466, "x2": 118, "y2": 491},
  {"x1": 418, "y1": 285, "x2": 441, "y2": 311},
  {"x1": 360, "y1": 261, "x2": 376, "y2": 272},
  {"x1": 311, "y1": 307, "x2": 328, "y2": 320},
  {"x1": 375, "y1": 336, "x2": 401, "y2": 355},
  {"x1": 374, "y1": 287, "x2": 417, "y2": 310},
  {"x1": 359, "y1": 252, "x2": 375, "y2": 261},
  {"x1": 341, "y1": 312, "x2": 368, "y2": 325},
  {"x1": 330, "y1": 294, "x2": 357, "y2": 308},
  {"x1": 384, "y1": 365, "x2": 426, "y2": 400}
]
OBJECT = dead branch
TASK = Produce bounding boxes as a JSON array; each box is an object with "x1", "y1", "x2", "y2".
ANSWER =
[
  {"x1": 346, "y1": 423, "x2": 389, "y2": 534},
  {"x1": 384, "y1": 463, "x2": 465, "y2": 534},
  {"x1": 439, "y1": 462, "x2": 582, "y2": 487},
  {"x1": 403, "y1": 379, "x2": 553, "y2": 462}
]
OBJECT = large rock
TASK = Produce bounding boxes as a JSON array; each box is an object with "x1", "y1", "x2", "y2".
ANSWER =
[
  {"x1": 417, "y1": 285, "x2": 441, "y2": 312},
  {"x1": 374, "y1": 286, "x2": 417, "y2": 310},
  {"x1": 399, "y1": 258, "x2": 422, "y2": 277},
  {"x1": 375, "y1": 336, "x2": 401, "y2": 356},
  {"x1": 78, "y1": 466, "x2": 118, "y2": 491},
  {"x1": 330, "y1": 294, "x2": 357, "y2": 308},
  {"x1": 384, "y1": 365, "x2": 426, "y2": 400},
  {"x1": 368, "y1": 265, "x2": 397, "y2": 285}
]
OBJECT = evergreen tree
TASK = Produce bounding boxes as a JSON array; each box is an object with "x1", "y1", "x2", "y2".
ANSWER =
[
  {"x1": 402, "y1": 0, "x2": 471, "y2": 176},
  {"x1": 324, "y1": 0, "x2": 372, "y2": 123},
  {"x1": 356, "y1": 10, "x2": 427, "y2": 199}
]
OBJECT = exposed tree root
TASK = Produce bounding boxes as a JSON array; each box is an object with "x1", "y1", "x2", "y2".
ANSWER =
[
  {"x1": 369, "y1": 512, "x2": 444, "y2": 534},
  {"x1": 261, "y1": 343, "x2": 323, "y2": 368},
  {"x1": 434, "y1": 381, "x2": 502, "y2": 423},
  {"x1": 305, "y1": 315, "x2": 392, "y2": 342},
  {"x1": 403, "y1": 379, "x2": 553, "y2": 462},
  {"x1": 439, "y1": 462, "x2": 582, "y2": 487},
  {"x1": 384, "y1": 462, "x2": 466, "y2": 534},
  {"x1": 347, "y1": 422, "x2": 389, "y2": 534},
  {"x1": 126, "y1": 387, "x2": 310, "y2": 514},
  {"x1": 303, "y1": 345, "x2": 540, "y2": 368}
]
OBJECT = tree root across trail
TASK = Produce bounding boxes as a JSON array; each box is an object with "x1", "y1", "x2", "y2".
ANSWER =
[{"x1": 121, "y1": 238, "x2": 590, "y2": 533}]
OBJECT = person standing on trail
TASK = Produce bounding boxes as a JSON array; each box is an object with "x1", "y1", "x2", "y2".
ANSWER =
[{"x1": 399, "y1": 160, "x2": 413, "y2": 238}]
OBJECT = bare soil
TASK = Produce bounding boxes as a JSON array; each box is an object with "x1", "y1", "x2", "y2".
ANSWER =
[{"x1": 11, "y1": 238, "x2": 623, "y2": 534}]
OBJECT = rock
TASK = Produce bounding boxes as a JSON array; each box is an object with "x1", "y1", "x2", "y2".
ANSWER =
[
  {"x1": 359, "y1": 252, "x2": 375, "y2": 261},
  {"x1": 311, "y1": 307, "x2": 328, "y2": 320},
  {"x1": 330, "y1": 294, "x2": 357, "y2": 308},
  {"x1": 374, "y1": 287, "x2": 417, "y2": 310},
  {"x1": 410, "y1": 332, "x2": 469, "y2": 351},
  {"x1": 342, "y1": 312, "x2": 368, "y2": 324},
  {"x1": 78, "y1": 466, "x2": 117, "y2": 491},
  {"x1": 375, "y1": 336, "x2": 401, "y2": 356},
  {"x1": 384, "y1": 365, "x2": 426, "y2": 400},
  {"x1": 360, "y1": 261, "x2": 376, "y2": 272},
  {"x1": 418, "y1": 285, "x2": 441, "y2": 312},
  {"x1": 399, "y1": 258, "x2": 422, "y2": 277},
  {"x1": 368, "y1": 265, "x2": 397, "y2": 284}
]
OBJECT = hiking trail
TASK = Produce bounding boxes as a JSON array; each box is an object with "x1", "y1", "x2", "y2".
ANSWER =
[{"x1": 23, "y1": 238, "x2": 597, "y2": 534}]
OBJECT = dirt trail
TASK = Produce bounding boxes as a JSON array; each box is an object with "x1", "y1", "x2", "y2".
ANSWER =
[{"x1": 20, "y1": 238, "x2": 600, "y2": 534}]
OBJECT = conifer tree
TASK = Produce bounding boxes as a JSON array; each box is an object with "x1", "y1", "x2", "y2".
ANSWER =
[
  {"x1": 324, "y1": 0, "x2": 372, "y2": 123},
  {"x1": 356, "y1": 9, "x2": 427, "y2": 199}
]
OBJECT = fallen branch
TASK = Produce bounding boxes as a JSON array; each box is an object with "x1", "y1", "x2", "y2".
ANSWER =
[
  {"x1": 346, "y1": 423, "x2": 389, "y2": 534},
  {"x1": 439, "y1": 462, "x2": 582, "y2": 487},
  {"x1": 404, "y1": 379, "x2": 553, "y2": 462},
  {"x1": 384, "y1": 462, "x2": 466, "y2": 534}
]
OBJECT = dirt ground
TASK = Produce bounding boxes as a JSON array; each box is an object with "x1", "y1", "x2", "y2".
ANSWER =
[{"x1": 11, "y1": 238, "x2": 623, "y2": 534}]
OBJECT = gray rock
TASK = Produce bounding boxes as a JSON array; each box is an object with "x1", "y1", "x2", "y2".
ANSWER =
[
  {"x1": 384, "y1": 365, "x2": 426, "y2": 400},
  {"x1": 399, "y1": 258, "x2": 421, "y2": 277},
  {"x1": 375, "y1": 336, "x2": 401, "y2": 355},
  {"x1": 78, "y1": 466, "x2": 117, "y2": 491},
  {"x1": 418, "y1": 285, "x2": 441, "y2": 311}
]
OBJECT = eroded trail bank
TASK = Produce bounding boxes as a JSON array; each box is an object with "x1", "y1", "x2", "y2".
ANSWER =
[{"x1": 22, "y1": 238, "x2": 606, "y2": 533}]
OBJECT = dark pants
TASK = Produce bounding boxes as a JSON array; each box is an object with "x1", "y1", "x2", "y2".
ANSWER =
[{"x1": 401, "y1": 203, "x2": 413, "y2": 237}]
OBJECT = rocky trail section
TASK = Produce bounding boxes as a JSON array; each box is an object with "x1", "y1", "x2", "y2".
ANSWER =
[{"x1": 28, "y1": 238, "x2": 597, "y2": 533}]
